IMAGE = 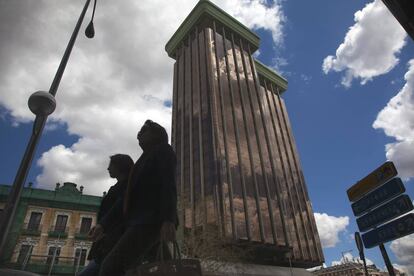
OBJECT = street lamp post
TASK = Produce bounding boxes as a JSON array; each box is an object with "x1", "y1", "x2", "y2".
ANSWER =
[{"x1": 0, "y1": 0, "x2": 97, "y2": 260}]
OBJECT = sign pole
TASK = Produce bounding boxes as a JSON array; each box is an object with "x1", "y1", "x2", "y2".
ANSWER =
[
  {"x1": 379, "y1": 243, "x2": 395, "y2": 276},
  {"x1": 361, "y1": 254, "x2": 369, "y2": 276},
  {"x1": 355, "y1": 232, "x2": 368, "y2": 276}
]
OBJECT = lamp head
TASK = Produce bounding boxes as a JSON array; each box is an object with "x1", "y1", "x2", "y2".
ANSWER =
[
  {"x1": 28, "y1": 91, "x2": 56, "y2": 116},
  {"x1": 85, "y1": 21, "x2": 95, "y2": 38},
  {"x1": 85, "y1": 0, "x2": 97, "y2": 39}
]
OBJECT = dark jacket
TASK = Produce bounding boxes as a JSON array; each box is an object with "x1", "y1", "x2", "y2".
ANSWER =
[
  {"x1": 99, "y1": 143, "x2": 178, "y2": 229},
  {"x1": 88, "y1": 180, "x2": 126, "y2": 262},
  {"x1": 98, "y1": 180, "x2": 127, "y2": 221}
]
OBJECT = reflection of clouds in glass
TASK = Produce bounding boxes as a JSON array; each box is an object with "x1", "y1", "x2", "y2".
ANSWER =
[
  {"x1": 211, "y1": 31, "x2": 246, "y2": 81},
  {"x1": 185, "y1": 207, "x2": 193, "y2": 228},
  {"x1": 231, "y1": 193, "x2": 276, "y2": 243},
  {"x1": 183, "y1": 195, "x2": 218, "y2": 229},
  {"x1": 220, "y1": 48, "x2": 239, "y2": 81}
]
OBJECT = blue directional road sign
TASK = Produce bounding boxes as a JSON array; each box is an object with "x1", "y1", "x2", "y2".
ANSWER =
[
  {"x1": 357, "y1": 194, "x2": 413, "y2": 232},
  {"x1": 352, "y1": 178, "x2": 405, "y2": 217},
  {"x1": 362, "y1": 213, "x2": 414, "y2": 248}
]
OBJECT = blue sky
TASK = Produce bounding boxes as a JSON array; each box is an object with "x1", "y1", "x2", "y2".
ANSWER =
[{"x1": 0, "y1": 0, "x2": 413, "y2": 273}]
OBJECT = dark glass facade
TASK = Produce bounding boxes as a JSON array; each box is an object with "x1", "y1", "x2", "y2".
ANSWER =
[{"x1": 169, "y1": 18, "x2": 323, "y2": 267}]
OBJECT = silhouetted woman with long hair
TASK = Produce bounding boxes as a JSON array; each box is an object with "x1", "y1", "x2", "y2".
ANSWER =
[{"x1": 78, "y1": 154, "x2": 133, "y2": 276}]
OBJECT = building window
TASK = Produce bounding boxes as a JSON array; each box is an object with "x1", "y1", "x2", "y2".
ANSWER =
[
  {"x1": 54, "y1": 215, "x2": 68, "y2": 232},
  {"x1": 46, "y1": 246, "x2": 61, "y2": 265},
  {"x1": 74, "y1": 248, "x2": 87, "y2": 266},
  {"x1": 17, "y1": 244, "x2": 33, "y2": 264},
  {"x1": 79, "y1": 217, "x2": 92, "y2": 234},
  {"x1": 28, "y1": 212, "x2": 42, "y2": 230}
]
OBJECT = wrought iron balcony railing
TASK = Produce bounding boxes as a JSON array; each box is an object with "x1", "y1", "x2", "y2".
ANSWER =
[
  {"x1": 48, "y1": 225, "x2": 68, "y2": 238},
  {"x1": 74, "y1": 227, "x2": 91, "y2": 240},
  {"x1": 21, "y1": 223, "x2": 42, "y2": 236}
]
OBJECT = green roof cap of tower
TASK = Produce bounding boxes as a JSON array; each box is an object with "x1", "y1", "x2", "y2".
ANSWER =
[
  {"x1": 254, "y1": 59, "x2": 288, "y2": 93},
  {"x1": 165, "y1": 0, "x2": 260, "y2": 59}
]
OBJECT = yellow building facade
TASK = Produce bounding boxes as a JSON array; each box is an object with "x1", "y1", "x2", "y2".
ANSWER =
[{"x1": 0, "y1": 182, "x2": 102, "y2": 275}]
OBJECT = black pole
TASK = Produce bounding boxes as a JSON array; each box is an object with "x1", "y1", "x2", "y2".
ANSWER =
[
  {"x1": 0, "y1": 118, "x2": 46, "y2": 261},
  {"x1": 360, "y1": 251, "x2": 369, "y2": 276},
  {"x1": 0, "y1": 0, "x2": 92, "y2": 261},
  {"x1": 50, "y1": 0, "x2": 92, "y2": 96},
  {"x1": 354, "y1": 232, "x2": 369, "y2": 276},
  {"x1": 379, "y1": 243, "x2": 395, "y2": 276}
]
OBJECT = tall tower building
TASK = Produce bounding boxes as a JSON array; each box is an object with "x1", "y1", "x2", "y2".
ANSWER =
[{"x1": 166, "y1": 0, "x2": 324, "y2": 268}]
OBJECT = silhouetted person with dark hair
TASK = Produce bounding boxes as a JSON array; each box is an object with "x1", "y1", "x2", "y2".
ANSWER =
[
  {"x1": 90, "y1": 120, "x2": 178, "y2": 276},
  {"x1": 78, "y1": 154, "x2": 134, "y2": 276}
]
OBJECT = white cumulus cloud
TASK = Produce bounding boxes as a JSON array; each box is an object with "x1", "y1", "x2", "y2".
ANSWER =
[
  {"x1": 322, "y1": 0, "x2": 406, "y2": 87},
  {"x1": 390, "y1": 234, "x2": 414, "y2": 275},
  {"x1": 331, "y1": 252, "x2": 373, "y2": 266},
  {"x1": 373, "y1": 59, "x2": 414, "y2": 179},
  {"x1": 314, "y1": 213, "x2": 349, "y2": 248},
  {"x1": 213, "y1": 0, "x2": 285, "y2": 45},
  {"x1": 0, "y1": 0, "x2": 285, "y2": 195}
]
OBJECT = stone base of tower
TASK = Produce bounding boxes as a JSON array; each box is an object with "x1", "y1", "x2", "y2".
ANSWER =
[{"x1": 202, "y1": 262, "x2": 313, "y2": 276}]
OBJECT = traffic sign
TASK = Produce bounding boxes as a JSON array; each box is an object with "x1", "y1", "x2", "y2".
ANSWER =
[
  {"x1": 357, "y1": 194, "x2": 413, "y2": 232},
  {"x1": 355, "y1": 232, "x2": 364, "y2": 253},
  {"x1": 362, "y1": 213, "x2": 414, "y2": 248},
  {"x1": 347, "y1": 161, "x2": 397, "y2": 202},
  {"x1": 352, "y1": 178, "x2": 405, "y2": 216}
]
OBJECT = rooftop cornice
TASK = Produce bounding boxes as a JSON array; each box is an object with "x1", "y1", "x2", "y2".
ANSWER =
[
  {"x1": 0, "y1": 184, "x2": 101, "y2": 207},
  {"x1": 165, "y1": 0, "x2": 260, "y2": 59},
  {"x1": 254, "y1": 59, "x2": 288, "y2": 93}
]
